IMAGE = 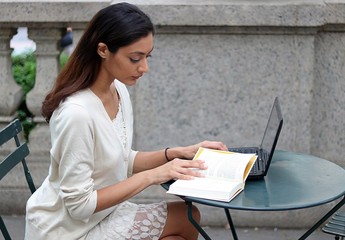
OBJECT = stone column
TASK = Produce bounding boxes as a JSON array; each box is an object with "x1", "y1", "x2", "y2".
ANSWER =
[
  {"x1": 0, "y1": 27, "x2": 23, "y2": 126},
  {"x1": 0, "y1": 27, "x2": 28, "y2": 213},
  {"x1": 26, "y1": 27, "x2": 60, "y2": 117},
  {"x1": 25, "y1": 27, "x2": 61, "y2": 173}
]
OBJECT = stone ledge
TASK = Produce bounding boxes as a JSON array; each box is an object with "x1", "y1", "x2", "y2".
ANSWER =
[
  {"x1": 133, "y1": 0, "x2": 345, "y2": 27},
  {"x1": 0, "y1": 1, "x2": 110, "y2": 23},
  {"x1": 0, "y1": 0, "x2": 344, "y2": 27}
]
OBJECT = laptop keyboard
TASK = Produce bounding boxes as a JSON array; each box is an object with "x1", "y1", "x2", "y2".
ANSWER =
[
  {"x1": 229, "y1": 147, "x2": 260, "y2": 174},
  {"x1": 229, "y1": 147, "x2": 258, "y2": 154},
  {"x1": 228, "y1": 147, "x2": 272, "y2": 175},
  {"x1": 251, "y1": 160, "x2": 259, "y2": 174}
]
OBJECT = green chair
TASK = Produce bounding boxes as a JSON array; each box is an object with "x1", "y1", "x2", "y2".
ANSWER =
[
  {"x1": 322, "y1": 203, "x2": 345, "y2": 240},
  {"x1": 0, "y1": 119, "x2": 36, "y2": 240}
]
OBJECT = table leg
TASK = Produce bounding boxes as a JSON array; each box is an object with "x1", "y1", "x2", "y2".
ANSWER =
[
  {"x1": 0, "y1": 216, "x2": 11, "y2": 240},
  {"x1": 298, "y1": 196, "x2": 345, "y2": 240},
  {"x1": 224, "y1": 209, "x2": 239, "y2": 240},
  {"x1": 185, "y1": 201, "x2": 240, "y2": 240},
  {"x1": 186, "y1": 201, "x2": 212, "y2": 240}
]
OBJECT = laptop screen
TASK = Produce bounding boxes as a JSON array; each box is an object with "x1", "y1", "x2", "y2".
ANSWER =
[{"x1": 259, "y1": 97, "x2": 283, "y2": 172}]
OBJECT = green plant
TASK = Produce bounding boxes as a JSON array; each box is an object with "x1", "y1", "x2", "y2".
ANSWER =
[
  {"x1": 60, "y1": 52, "x2": 69, "y2": 68},
  {"x1": 12, "y1": 50, "x2": 36, "y2": 94},
  {"x1": 12, "y1": 50, "x2": 36, "y2": 141},
  {"x1": 16, "y1": 107, "x2": 35, "y2": 141}
]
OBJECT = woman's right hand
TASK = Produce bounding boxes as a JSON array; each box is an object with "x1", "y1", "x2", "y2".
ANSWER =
[{"x1": 149, "y1": 158, "x2": 208, "y2": 185}]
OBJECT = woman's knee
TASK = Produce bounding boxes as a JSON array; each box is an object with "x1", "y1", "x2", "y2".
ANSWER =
[
  {"x1": 162, "y1": 202, "x2": 200, "y2": 239},
  {"x1": 167, "y1": 202, "x2": 200, "y2": 221}
]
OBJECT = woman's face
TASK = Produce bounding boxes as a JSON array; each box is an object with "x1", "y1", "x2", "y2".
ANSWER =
[{"x1": 101, "y1": 33, "x2": 154, "y2": 86}]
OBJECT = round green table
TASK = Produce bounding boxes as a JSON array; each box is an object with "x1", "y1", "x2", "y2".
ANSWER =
[{"x1": 163, "y1": 150, "x2": 345, "y2": 240}]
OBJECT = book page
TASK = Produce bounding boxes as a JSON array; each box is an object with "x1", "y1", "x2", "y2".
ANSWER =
[
  {"x1": 194, "y1": 148, "x2": 256, "y2": 181},
  {"x1": 167, "y1": 177, "x2": 243, "y2": 202}
]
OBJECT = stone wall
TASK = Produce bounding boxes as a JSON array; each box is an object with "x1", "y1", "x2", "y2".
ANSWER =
[{"x1": 0, "y1": 0, "x2": 344, "y2": 228}]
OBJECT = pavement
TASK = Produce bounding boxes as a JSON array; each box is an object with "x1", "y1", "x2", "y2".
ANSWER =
[{"x1": 1, "y1": 215, "x2": 329, "y2": 240}]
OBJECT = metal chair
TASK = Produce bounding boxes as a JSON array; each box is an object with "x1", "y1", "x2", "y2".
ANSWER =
[
  {"x1": 322, "y1": 197, "x2": 345, "y2": 240},
  {"x1": 0, "y1": 119, "x2": 36, "y2": 240}
]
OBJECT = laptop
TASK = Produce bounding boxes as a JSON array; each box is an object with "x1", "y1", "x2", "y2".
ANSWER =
[{"x1": 229, "y1": 97, "x2": 283, "y2": 180}]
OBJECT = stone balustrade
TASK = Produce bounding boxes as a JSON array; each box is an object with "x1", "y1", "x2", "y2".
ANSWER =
[{"x1": 0, "y1": 0, "x2": 345, "y2": 228}]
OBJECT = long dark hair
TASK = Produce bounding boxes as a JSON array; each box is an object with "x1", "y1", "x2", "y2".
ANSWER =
[{"x1": 41, "y1": 3, "x2": 154, "y2": 122}]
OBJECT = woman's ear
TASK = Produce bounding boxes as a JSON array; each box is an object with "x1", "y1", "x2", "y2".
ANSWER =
[{"x1": 97, "y1": 43, "x2": 109, "y2": 58}]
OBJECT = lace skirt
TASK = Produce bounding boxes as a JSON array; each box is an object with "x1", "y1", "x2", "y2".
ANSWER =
[{"x1": 85, "y1": 201, "x2": 167, "y2": 240}]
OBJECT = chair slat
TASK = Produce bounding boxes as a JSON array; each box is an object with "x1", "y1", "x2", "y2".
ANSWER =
[
  {"x1": 0, "y1": 119, "x2": 22, "y2": 146},
  {"x1": 323, "y1": 226, "x2": 345, "y2": 236},
  {"x1": 323, "y1": 211, "x2": 345, "y2": 237},
  {"x1": 326, "y1": 222, "x2": 345, "y2": 231},
  {"x1": 334, "y1": 213, "x2": 345, "y2": 221},
  {"x1": 0, "y1": 143, "x2": 29, "y2": 181},
  {"x1": 327, "y1": 220, "x2": 345, "y2": 228}
]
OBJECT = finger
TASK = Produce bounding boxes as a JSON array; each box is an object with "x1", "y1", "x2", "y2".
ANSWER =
[
  {"x1": 176, "y1": 173, "x2": 195, "y2": 180},
  {"x1": 192, "y1": 160, "x2": 208, "y2": 170},
  {"x1": 186, "y1": 168, "x2": 206, "y2": 178},
  {"x1": 175, "y1": 168, "x2": 205, "y2": 180},
  {"x1": 176, "y1": 163, "x2": 206, "y2": 178},
  {"x1": 213, "y1": 142, "x2": 228, "y2": 151},
  {"x1": 202, "y1": 141, "x2": 228, "y2": 151},
  {"x1": 178, "y1": 159, "x2": 207, "y2": 169}
]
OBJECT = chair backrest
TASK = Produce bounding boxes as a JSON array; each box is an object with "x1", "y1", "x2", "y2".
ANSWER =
[{"x1": 0, "y1": 119, "x2": 36, "y2": 240}]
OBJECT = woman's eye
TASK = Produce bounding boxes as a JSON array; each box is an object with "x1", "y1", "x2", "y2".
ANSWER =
[
  {"x1": 130, "y1": 54, "x2": 152, "y2": 63},
  {"x1": 130, "y1": 58, "x2": 140, "y2": 63}
]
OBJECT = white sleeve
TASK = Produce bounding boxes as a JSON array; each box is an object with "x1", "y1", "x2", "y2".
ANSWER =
[{"x1": 50, "y1": 103, "x2": 97, "y2": 221}]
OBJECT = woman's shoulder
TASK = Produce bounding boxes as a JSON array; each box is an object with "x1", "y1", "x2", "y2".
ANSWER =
[
  {"x1": 64, "y1": 89, "x2": 103, "y2": 111},
  {"x1": 65, "y1": 88, "x2": 95, "y2": 105},
  {"x1": 53, "y1": 89, "x2": 100, "y2": 120}
]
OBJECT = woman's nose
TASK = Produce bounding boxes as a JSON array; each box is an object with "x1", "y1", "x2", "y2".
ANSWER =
[{"x1": 138, "y1": 59, "x2": 149, "y2": 73}]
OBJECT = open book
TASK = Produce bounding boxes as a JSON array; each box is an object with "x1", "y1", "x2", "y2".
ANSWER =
[{"x1": 167, "y1": 147, "x2": 257, "y2": 202}]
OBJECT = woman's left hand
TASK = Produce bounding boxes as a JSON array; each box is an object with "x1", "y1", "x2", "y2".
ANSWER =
[{"x1": 181, "y1": 140, "x2": 228, "y2": 160}]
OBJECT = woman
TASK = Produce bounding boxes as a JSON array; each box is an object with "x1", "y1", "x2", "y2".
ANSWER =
[{"x1": 25, "y1": 3, "x2": 227, "y2": 240}]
